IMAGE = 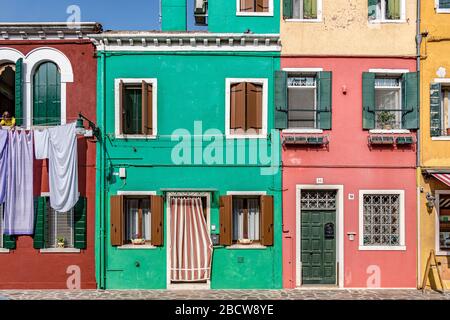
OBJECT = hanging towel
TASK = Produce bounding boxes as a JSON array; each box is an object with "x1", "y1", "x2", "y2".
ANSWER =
[
  {"x1": 0, "y1": 129, "x2": 8, "y2": 204},
  {"x1": 47, "y1": 122, "x2": 79, "y2": 212},
  {"x1": 33, "y1": 129, "x2": 49, "y2": 160},
  {"x1": 4, "y1": 130, "x2": 34, "y2": 235}
]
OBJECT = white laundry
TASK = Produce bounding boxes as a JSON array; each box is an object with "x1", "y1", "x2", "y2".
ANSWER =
[
  {"x1": 33, "y1": 129, "x2": 49, "y2": 160},
  {"x1": 45, "y1": 123, "x2": 79, "y2": 212}
]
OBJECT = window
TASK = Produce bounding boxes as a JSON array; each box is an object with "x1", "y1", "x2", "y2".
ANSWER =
[
  {"x1": 33, "y1": 62, "x2": 61, "y2": 126},
  {"x1": 292, "y1": 0, "x2": 319, "y2": 19},
  {"x1": 0, "y1": 63, "x2": 16, "y2": 120},
  {"x1": 362, "y1": 71, "x2": 418, "y2": 130},
  {"x1": 359, "y1": 191, "x2": 405, "y2": 250},
  {"x1": 46, "y1": 198, "x2": 74, "y2": 249},
  {"x1": 288, "y1": 75, "x2": 317, "y2": 129},
  {"x1": 232, "y1": 196, "x2": 261, "y2": 242},
  {"x1": 438, "y1": 194, "x2": 450, "y2": 253},
  {"x1": 430, "y1": 83, "x2": 450, "y2": 137},
  {"x1": 115, "y1": 79, "x2": 157, "y2": 138},
  {"x1": 237, "y1": 0, "x2": 273, "y2": 15},
  {"x1": 368, "y1": 0, "x2": 404, "y2": 21},
  {"x1": 374, "y1": 77, "x2": 402, "y2": 130},
  {"x1": 124, "y1": 197, "x2": 151, "y2": 243},
  {"x1": 226, "y1": 79, "x2": 268, "y2": 138},
  {"x1": 437, "y1": 0, "x2": 450, "y2": 12},
  {"x1": 219, "y1": 194, "x2": 274, "y2": 246},
  {"x1": 110, "y1": 194, "x2": 164, "y2": 247}
]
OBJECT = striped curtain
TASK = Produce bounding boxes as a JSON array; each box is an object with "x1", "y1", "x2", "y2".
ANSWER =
[
  {"x1": 170, "y1": 197, "x2": 213, "y2": 282},
  {"x1": 232, "y1": 198, "x2": 260, "y2": 241}
]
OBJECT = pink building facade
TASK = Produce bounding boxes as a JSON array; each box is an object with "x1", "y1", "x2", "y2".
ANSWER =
[{"x1": 280, "y1": 57, "x2": 418, "y2": 288}]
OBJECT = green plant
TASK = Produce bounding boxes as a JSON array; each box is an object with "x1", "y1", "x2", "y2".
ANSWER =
[
  {"x1": 57, "y1": 236, "x2": 65, "y2": 244},
  {"x1": 377, "y1": 111, "x2": 396, "y2": 127}
]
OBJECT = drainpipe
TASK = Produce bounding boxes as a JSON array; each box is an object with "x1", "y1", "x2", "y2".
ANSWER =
[{"x1": 416, "y1": 0, "x2": 421, "y2": 289}]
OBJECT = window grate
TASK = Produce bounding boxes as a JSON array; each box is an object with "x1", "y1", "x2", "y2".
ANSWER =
[
  {"x1": 46, "y1": 199, "x2": 74, "y2": 248},
  {"x1": 301, "y1": 190, "x2": 337, "y2": 210},
  {"x1": 363, "y1": 194, "x2": 400, "y2": 246}
]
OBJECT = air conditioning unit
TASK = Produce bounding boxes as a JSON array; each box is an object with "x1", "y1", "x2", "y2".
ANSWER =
[{"x1": 194, "y1": 0, "x2": 208, "y2": 25}]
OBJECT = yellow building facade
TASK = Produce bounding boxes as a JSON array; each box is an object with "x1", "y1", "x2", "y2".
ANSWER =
[{"x1": 419, "y1": 0, "x2": 450, "y2": 290}]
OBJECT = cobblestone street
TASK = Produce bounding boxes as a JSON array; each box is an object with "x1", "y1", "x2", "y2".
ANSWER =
[{"x1": 0, "y1": 289, "x2": 448, "y2": 300}]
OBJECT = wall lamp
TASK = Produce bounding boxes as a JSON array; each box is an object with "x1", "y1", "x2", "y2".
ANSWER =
[
  {"x1": 76, "y1": 113, "x2": 100, "y2": 139},
  {"x1": 426, "y1": 192, "x2": 436, "y2": 210}
]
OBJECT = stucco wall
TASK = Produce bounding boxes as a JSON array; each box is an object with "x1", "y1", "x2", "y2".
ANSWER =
[
  {"x1": 280, "y1": 0, "x2": 417, "y2": 56},
  {"x1": 0, "y1": 41, "x2": 97, "y2": 289}
]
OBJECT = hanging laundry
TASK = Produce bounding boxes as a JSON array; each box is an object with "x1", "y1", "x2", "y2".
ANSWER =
[
  {"x1": 33, "y1": 129, "x2": 49, "y2": 160},
  {"x1": 47, "y1": 122, "x2": 79, "y2": 212},
  {"x1": 0, "y1": 129, "x2": 8, "y2": 204},
  {"x1": 4, "y1": 130, "x2": 34, "y2": 235}
]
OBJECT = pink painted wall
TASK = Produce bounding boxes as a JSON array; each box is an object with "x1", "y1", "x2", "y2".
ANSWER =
[{"x1": 281, "y1": 57, "x2": 417, "y2": 288}]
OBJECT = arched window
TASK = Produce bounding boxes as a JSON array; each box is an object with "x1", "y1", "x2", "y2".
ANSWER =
[
  {"x1": 0, "y1": 63, "x2": 16, "y2": 117},
  {"x1": 33, "y1": 62, "x2": 61, "y2": 126}
]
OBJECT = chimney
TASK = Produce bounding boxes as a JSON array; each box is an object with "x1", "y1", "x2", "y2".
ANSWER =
[{"x1": 161, "y1": 0, "x2": 187, "y2": 31}]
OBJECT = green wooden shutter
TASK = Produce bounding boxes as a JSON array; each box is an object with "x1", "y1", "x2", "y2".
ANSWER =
[
  {"x1": 402, "y1": 72, "x2": 419, "y2": 129},
  {"x1": 15, "y1": 58, "x2": 23, "y2": 127},
  {"x1": 3, "y1": 234, "x2": 16, "y2": 250},
  {"x1": 33, "y1": 62, "x2": 61, "y2": 126},
  {"x1": 317, "y1": 71, "x2": 332, "y2": 130},
  {"x1": 368, "y1": 0, "x2": 378, "y2": 18},
  {"x1": 430, "y1": 83, "x2": 442, "y2": 137},
  {"x1": 275, "y1": 71, "x2": 288, "y2": 129},
  {"x1": 362, "y1": 72, "x2": 376, "y2": 129},
  {"x1": 33, "y1": 197, "x2": 47, "y2": 249},
  {"x1": 74, "y1": 197, "x2": 87, "y2": 249},
  {"x1": 283, "y1": 0, "x2": 293, "y2": 19}
]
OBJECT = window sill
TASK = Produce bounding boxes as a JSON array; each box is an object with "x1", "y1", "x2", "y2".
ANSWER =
[
  {"x1": 431, "y1": 136, "x2": 450, "y2": 141},
  {"x1": 117, "y1": 244, "x2": 156, "y2": 250},
  {"x1": 369, "y1": 129, "x2": 410, "y2": 134},
  {"x1": 285, "y1": 18, "x2": 322, "y2": 23},
  {"x1": 115, "y1": 135, "x2": 157, "y2": 140},
  {"x1": 358, "y1": 245, "x2": 406, "y2": 251},
  {"x1": 40, "y1": 248, "x2": 81, "y2": 254},
  {"x1": 236, "y1": 12, "x2": 273, "y2": 17},
  {"x1": 226, "y1": 244, "x2": 267, "y2": 250},
  {"x1": 369, "y1": 20, "x2": 406, "y2": 24},
  {"x1": 436, "y1": 9, "x2": 450, "y2": 13},
  {"x1": 283, "y1": 128, "x2": 323, "y2": 134},
  {"x1": 0, "y1": 249, "x2": 10, "y2": 254},
  {"x1": 436, "y1": 251, "x2": 450, "y2": 256}
]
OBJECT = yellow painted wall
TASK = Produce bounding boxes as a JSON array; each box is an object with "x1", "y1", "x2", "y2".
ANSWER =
[
  {"x1": 419, "y1": 1, "x2": 450, "y2": 291},
  {"x1": 280, "y1": 0, "x2": 416, "y2": 56},
  {"x1": 420, "y1": 1, "x2": 450, "y2": 167}
]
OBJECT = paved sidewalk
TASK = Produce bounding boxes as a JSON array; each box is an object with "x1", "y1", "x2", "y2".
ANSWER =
[{"x1": 0, "y1": 289, "x2": 448, "y2": 300}]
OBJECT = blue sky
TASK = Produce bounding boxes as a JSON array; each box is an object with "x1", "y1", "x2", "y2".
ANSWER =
[{"x1": 0, "y1": 0, "x2": 203, "y2": 31}]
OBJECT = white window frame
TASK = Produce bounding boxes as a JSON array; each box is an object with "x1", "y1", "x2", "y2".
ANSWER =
[
  {"x1": 286, "y1": 0, "x2": 323, "y2": 22},
  {"x1": 434, "y1": 191, "x2": 450, "y2": 256},
  {"x1": 236, "y1": 0, "x2": 274, "y2": 16},
  {"x1": 369, "y1": 0, "x2": 406, "y2": 23},
  {"x1": 226, "y1": 191, "x2": 267, "y2": 249},
  {"x1": 359, "y1": 190, "x2": 406, "y2": 251},
  {"x1": 39, "y1": 192, "x2": 80, "y2": 254},
  {"x1": 116, "y1": 191, "x2": 157, "y2": 250},
  {"x1": 114, "y1": 78, "x2": 158, "y2": 140},
  {"x1": 225, "y1": 78, "x2": 268, "y2": 139},
  {"x1": 436, "y1": 0, "x2": 450, "y2": 13}
]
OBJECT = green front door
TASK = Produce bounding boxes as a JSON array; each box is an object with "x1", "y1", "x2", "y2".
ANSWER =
[{"x1": 301, "y1": 209, "x2": 336, "y2": 285}]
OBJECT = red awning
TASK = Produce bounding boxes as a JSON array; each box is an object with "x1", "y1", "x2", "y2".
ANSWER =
[{"x1": 433, "y1": 173, "x2": 450, "y2": 187}]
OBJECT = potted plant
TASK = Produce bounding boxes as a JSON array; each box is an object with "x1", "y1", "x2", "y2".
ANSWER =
[
  {"x1": 377, "y1": 111, "x2": 396, "y2": 130},
  {"x1": 131, "y1": 234, "x2": 146, "y2": 245},
  {"x1": 56, "y1": 236, "x2": 65, "y2": 248},
  {"x1": 238, "y1": 238, "x2": 253, "y2": 245}
]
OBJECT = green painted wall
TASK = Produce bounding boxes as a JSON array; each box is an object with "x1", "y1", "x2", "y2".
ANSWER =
[
  {"x1": 96, "y1": 51, "x2": 282, "y2": 289},
  {"x1": 208, "y1": 1, "x2": 280, "y2": 34},
  {"x1": 161, "y1": 0, "x2": 187, "y2": 31}
]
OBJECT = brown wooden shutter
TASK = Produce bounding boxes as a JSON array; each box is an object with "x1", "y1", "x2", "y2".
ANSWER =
[
  {"x1": 141, "y1": 81, "x2": 153, "y2": 135},
  {"x1": 230, "y1": 82, "x2": 246, "y2": 130},
  {"x1": 151, "y1": 195, "x2": 164, "y2": 246},
  {"x1": 110, "y1": 195, "x2": 124, "y2": 246},
  {"x1": 240, "y1": 0, "x2": 255, "y2": 12},
  {"x1": 246, "y1": 82, "x2": 263, "y2": 130},
  {"x1": 119, "y1": 80, "x2": 125, "y2": 134},
  {"x1": 260, "y1": 195, "x2": 274, "y2": 246},
  {"x1": 256, "y1": 0, "x2": 268, "y2": 12},
  {"x1": 219, "y1": 196, "x2": 233, "y2": 246}
]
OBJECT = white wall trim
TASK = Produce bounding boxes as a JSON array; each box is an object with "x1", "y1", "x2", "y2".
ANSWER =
[
  {"x1": 226, "y1": 191, "x2": 267, "y2": 196},
  {"x1": 434, "y1": 78, "x2": 450, "y2": 83},
  {"x1": 296, "y1": 184, "x2": 344, "y2": 288},
  {"x1": 0, "y1": 47, "x2": 24, "y2": 64},
  {"x1": 358, "y1": 189, "x2": 406, "y2": 251},
  {"x1": 225, "y1": 78, "x2": 268, "y2": 139},
  {"x1": 435, "y1": 191, "x2": 450, "y2": 256},
  {"x1": 116, "y1": 191, "x2": 157, "y2": 196},
  {"x1": 369, "y1": 68, "x2": 410, "y2": 74},
  {"x1": 114, "y1": 78, "x2": 158, "y2": 139},
  {"x1": 236, "y1": 0, "x2": 274, "y2": 16},
  {"x1": 40, "y1": 248, "x2": 81, "y2": 254}
]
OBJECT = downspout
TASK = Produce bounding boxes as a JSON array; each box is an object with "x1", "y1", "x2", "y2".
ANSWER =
[{"x1": 416, "y1": 0, "x2": 421, "y2": 289}]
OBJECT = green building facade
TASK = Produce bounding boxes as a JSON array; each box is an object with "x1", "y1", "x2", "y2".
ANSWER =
[{"x1": 93, "y1": 0, "x2": 282, "y2": 289}]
